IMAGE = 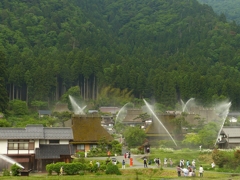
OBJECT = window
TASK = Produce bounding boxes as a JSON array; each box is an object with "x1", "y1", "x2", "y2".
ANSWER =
[
  {"x1": 28, "y1": 142, "x2": 34, "y2": 150},
  {"x1": 77, "y1": 144, "x2": 85, "y2": 150},
  {"x1": 49, "y1": 140, "x2": 60, "y2": 144},
  {"x1": 8, "y1": 143, "x2": 18, "y2": 150},
  {"x1": 19, "y1": 143, "x2": 28, "y2": 150},
  {"x1": 90, "y1": 144, "x2": 97, "y2": 149},
  {"x1": 8, "y1": 140, "x2": 35, "y2": 150}
]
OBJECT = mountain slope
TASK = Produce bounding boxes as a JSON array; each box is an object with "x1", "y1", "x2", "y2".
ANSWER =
[
  {"x1": 198, "y1": 0, "x2": 240, "y2": 24},
  {"x1": 0, "y1": 0, "x2": 240, "y2": 109}
]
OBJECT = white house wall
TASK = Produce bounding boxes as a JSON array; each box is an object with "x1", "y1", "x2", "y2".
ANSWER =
[
  {"x1": 0, "y1": 140, "x2": 7, "y2": 154},
  {"x1": 60, "y1": 140, "x2": 69, "y2": 144},
  {"x1": 35, "y1": 140, "x2": 40, "y2": 148}
]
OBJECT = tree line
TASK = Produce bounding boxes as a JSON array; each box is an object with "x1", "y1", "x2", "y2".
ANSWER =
[{"x1": 1, "y1": 0, "x2": 240, "y2": 112}]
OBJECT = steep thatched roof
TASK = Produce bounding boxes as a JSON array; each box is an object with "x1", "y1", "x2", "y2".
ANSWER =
[
  {"x1": 145, "y1": 115, "x2": 175, "y2": 137},
  {"x1": 71, "y1": 115, "x2": 113, "y2": 144},
  {"x1": 122, "y1": 109, "x2": 143, "y2": 123}
]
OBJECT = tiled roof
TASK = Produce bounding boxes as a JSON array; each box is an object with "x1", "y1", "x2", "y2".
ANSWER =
[
  {"x1": 35, "y1": 144, "x2": 74, "y2": 159},
  {"x1": 228, "y1": 138, "x2": 240, "y2": 143},
  {"x1": 99, "y1": 107, "x2": 120, "y2": 114},
  {"x1": 71, "y1": 115, "x2": 113, "y2": 143},
  {"x1": 38, "y1": 110, "x2": 51, "y2": 115},
  {"x1": 0, "y1": 125, "x2": 73, "y2": 140},
  {"x1": 44, "y1": 128, "x2": 73, "y2": 139},
  {"x1": 222, "y1": 127, "x2": 240, "y2": 137}
]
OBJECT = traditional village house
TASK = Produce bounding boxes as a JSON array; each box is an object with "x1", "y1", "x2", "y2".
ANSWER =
[
  {"x1": 218, "y1": 127, "x2": 240, "y2": 149},
  {"x1": 101, "y1": 115, "x2": 115, "y2": 134},
  {"x1": 71, "y1": 114, "x2": 113, "y2": 153},
  {"x1": 0, "y1": 124, "x2": 73, "y2": 172},
  {"x1": 38, "y1": 110, "x2": 51, "y2": 118},
  {"x1": 99, "y1": 107, "x2": 120, "y2": 115},
  {"x1": 122, "y1": 109, "x2": 146, "y2": 128}
]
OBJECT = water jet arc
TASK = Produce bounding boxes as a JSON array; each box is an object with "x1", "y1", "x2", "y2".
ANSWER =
[
  {"x1": 214, "y1": 102, "x2": 231, "y2": 146},
  {"x1": 143, "y1": 99, "x2": 177, "y2": 147},
  {"x1": 69, "y1": 95, "x2": 86, "y2": 115},
  {"x1": 116, "y1": 102, "x2": 133, "y2": 122},
  {"x1": 0, "y1": 154, "x2": 24, "y2": 169}
]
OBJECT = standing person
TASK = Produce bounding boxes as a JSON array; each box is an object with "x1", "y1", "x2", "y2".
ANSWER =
[
  {"x1": 199, "y1": 165, "x2": 204, "y2": 177},
  {"x1": 186, "y1": 160, "x2": 189, "y2": 167},
  {"x1": 122, "y1": 159, "x2": 125, "y2": 169},
  {"x1": 164, "y1": 158, "x2": 167, "y2": 167},
  {"x1": 124, "y1": 153, "x2": 126, "y2": 159},
  {"x1": 156, "y1": 158, "x2": 160, "y2": 168},
  {"x1": 159, "y1": 158, "x2": 161, "y2": 167},
  {"x1": 107, "y1": 150, "x2": 111, "y2": 157},
  {"x1": 169, "y1": 158, "x2": 173, "y2": 167},
  {"x1": 211, "y1": 162, "x2": 215, "y2": 168},
  {"x1": 143, "y1": 157, "x2": 148, "y2": 168},
  {"x1": 128, "y1": 152, "x2": 131, "y2": 159},
  {"x1": 177, "y1": 165, "x2": 181, "y2": 177},
  {"x1": 60, "y1": 166, "x2": 64, "y2": 176},
  {"x1": 192, "y1": 159, "x2": 196, "y2": 171},
  {"x1": 96, "y1": 161, "x2": 100, "y2": 169},
  {"x1": 146, "y1": 147, "x2": 150, "y2": 153},
  {"x1": 126, "y1": 152, "x2": 129, "y2": 159},
  {"x1": 90, "y1": 161, "x2": 93, "y2": 167}
]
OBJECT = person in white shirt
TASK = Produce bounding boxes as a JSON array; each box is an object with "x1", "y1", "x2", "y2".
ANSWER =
[
  {"x1": 211, "y1": 162, "x2": 215, "y2": 168},
  {"x1": 199, "y1": 165, "x2": 204, "y2": 177}
]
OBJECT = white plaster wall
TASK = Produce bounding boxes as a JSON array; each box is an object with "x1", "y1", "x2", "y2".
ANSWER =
[
  {"x1": 0, "y1": 140, "x2": 8, "y2": 154},
  {"x1": 8, "y1": 150, "x2": 18, "y2": 154},
  {"x1": 35, "y1": 140, "x2": 40, "y2": 148},
  {"x1": 60, "y1": 140, "x2": 69, "y2": 144},
  {"x1": 18, "y1": 150, "x2": 29, "y2": 154},
  {"x1": 39, "y1": 139, "x2": 47, "y2": 144}
]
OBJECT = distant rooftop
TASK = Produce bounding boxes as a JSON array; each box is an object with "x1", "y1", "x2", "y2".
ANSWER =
[
  {"x1": 99, "y1": 107, "x2": 120, "y2": 114},
  {"x1": 38, "y1": 110, "x2": 51, "y2": 115},
  {"x1": 0, "y1": 124, "x2": 73, "y2": 140}
]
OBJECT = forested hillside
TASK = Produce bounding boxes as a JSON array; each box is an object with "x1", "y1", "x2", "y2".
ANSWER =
[
  {"x1": 198, "y1": 0, "x2": 240, "y2": 24},
  {"x1": 1, "y1": 0, "x2": 240, "y2": 110}
]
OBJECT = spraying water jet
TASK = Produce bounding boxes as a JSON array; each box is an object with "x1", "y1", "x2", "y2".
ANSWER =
[
  {"x1": 143, "y1": 99, "x2": 177, "y2": 147},
  {"x1": 69, "y1": 95, "x2": 86, "y2": 115},
  {"x1": 181, "y1": 98, "x2": 195, "y2": 112},
  {"x1": 0, "y1": 154, "x2": 24, "y2": 169},
  {"x1": 115, "y1": 102, "x2": 134, "y2": 123},
  {"x1": 214, "y1": 102, "x2": 231, "y2": 145}
]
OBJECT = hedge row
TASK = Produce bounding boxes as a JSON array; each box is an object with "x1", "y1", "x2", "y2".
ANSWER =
[{"x1": 46, "y1": 161, "x2": 121, "y2": 175}]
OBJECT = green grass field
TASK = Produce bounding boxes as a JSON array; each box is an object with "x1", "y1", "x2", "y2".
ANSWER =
[
  {"x1": 0, "y1": 169, "x2": 239, "y2": 180},
  {"x1": 1, "y1": 148, "x2": 240, "y2": 179}
]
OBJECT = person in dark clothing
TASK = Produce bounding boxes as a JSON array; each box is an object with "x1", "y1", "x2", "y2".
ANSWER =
[{"x1": 144, "y1": 157, "x2": 148, "y2": 168}]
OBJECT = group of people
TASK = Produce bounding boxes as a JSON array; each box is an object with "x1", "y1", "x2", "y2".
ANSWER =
[
  {"x1": 177, "y1": 159, "x2": 205, "y2": 177},
  {"x1": 124, "y1": 152, "x2": 131, "y2": 159},
  {"x1": 153, "y1": 157, "x2": 173, "y2": 167}
]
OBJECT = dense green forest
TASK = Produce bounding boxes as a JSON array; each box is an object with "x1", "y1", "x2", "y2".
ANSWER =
[
  {"x1": 198, "y1": 0, "x2": 240, "y2": 24},
  {"x1": 1, "y1": 0, "x2": 240, "y2": 111}
]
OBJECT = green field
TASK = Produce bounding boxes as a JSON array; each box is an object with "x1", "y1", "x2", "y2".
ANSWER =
[
  {"x1": 0, "y1": 169, "x2": 240, "y2": 180},
  {"x1": 2, "y1": 148, "x2": 240, "y2": 180}
]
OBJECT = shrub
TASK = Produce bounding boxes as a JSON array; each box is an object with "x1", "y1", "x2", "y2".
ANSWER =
[
  {"x1": 212, "y1": 149, "x2": 229, "y2": 168},
  {"x1": 105, "y1": 163, "x2": 121, "y2": 175},
  {"x1": 11, "y1": 164, "x2": 21, "y2": 176},
  {"x1": 99, "y1": 164, "x2": 107, "y2": 171},
  {"x1": 46, "y1": 162, "x2": 65, "y2": 175},
  {"x1": 2, "y1": 169, "x2": 10, "y2": 176},
  {"x1": 46, "y1": 163, "x2": 53, "y2": 175},
  {"x1": 79, "y1": 171, "x2": 85, "y2": 176},
  {"x1": 46, "y1": 162, "x2": 86, "y2": 175}
]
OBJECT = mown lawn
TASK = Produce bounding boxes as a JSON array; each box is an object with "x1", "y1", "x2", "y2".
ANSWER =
[
  {"x1": 148, "y1": 148, "x2": 213, "y2": 169},
  {"x1": 1, "y1": 169, "x2": 240, "y2": 180}
]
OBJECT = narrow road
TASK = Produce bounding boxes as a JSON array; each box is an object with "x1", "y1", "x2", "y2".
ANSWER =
[{"x1": 87, "y1": 153, "x2": 158, "y2": 169}]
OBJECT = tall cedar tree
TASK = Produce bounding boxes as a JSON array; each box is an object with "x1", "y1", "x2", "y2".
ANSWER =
[{"x1": 0, "y1": 51, "x2": 9, "y2": 114}]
